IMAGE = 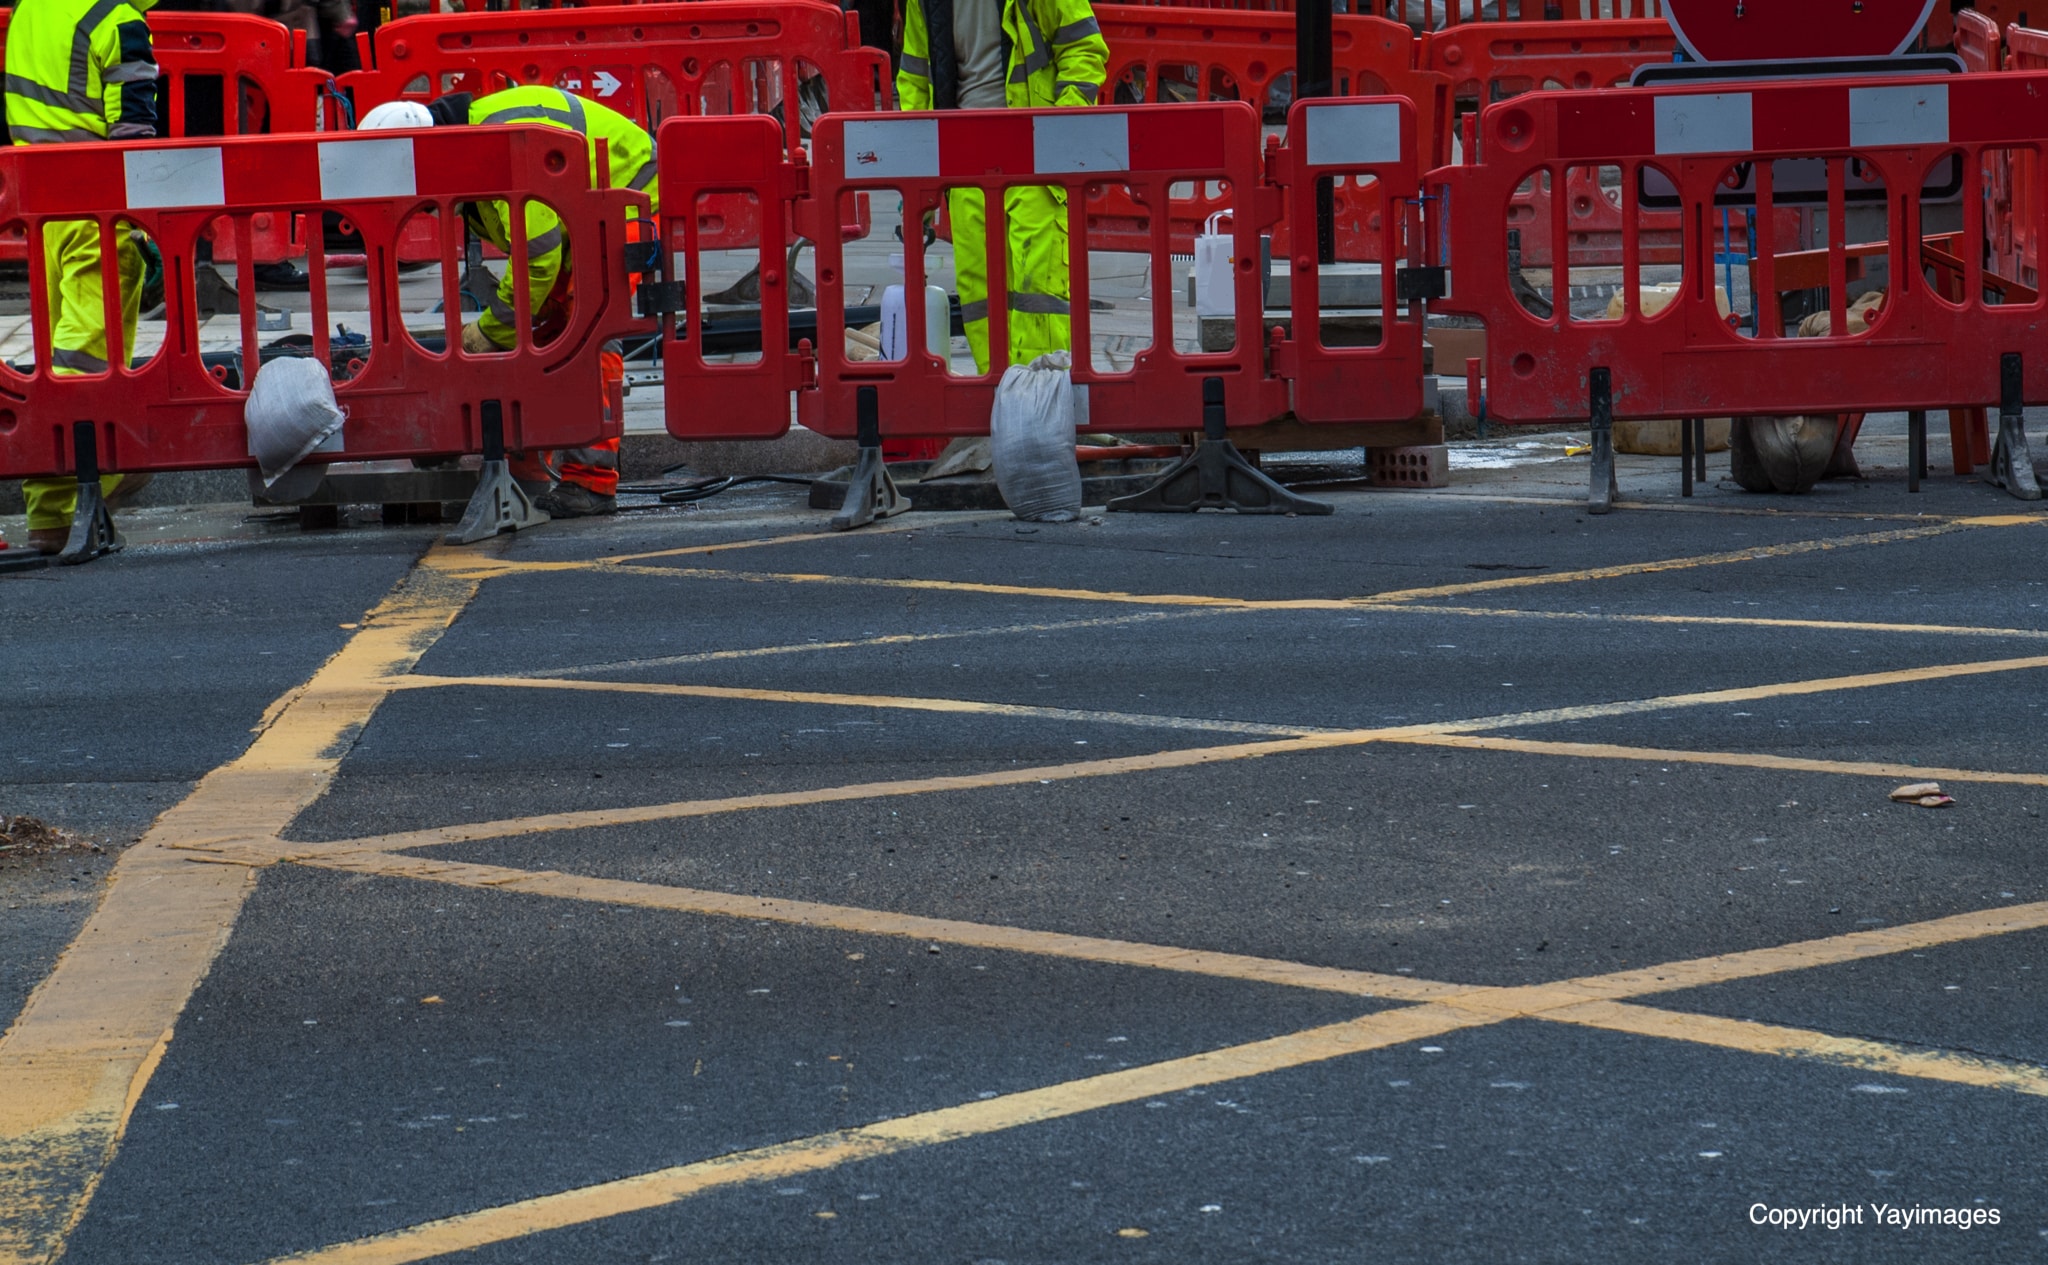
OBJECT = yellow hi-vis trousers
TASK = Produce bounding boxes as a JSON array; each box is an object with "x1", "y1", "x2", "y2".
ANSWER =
[
  {"x1": 24, "y1": 221, "x2": 143, "y2": 531},
  {"x1": 947, "y1": 185, "x2": 1072, "y2": 374}
]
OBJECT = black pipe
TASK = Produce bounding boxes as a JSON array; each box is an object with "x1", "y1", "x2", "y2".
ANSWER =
[{"x1": 1296, "y1": 0, "x2": 1335, "y2": 266}]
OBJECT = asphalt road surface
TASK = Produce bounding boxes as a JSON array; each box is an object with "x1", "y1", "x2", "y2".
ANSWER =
[{"x1": 4, "y1": 455, "x2": 2047, "y2": 1263}]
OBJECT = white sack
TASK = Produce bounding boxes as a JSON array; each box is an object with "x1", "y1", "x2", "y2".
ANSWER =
[
  {"x1": 245, "y1": 356, "x2": 345, "y2": 487},
  {"x1": 990, "y1": 351, "x2": 1082, "y2": 523}
]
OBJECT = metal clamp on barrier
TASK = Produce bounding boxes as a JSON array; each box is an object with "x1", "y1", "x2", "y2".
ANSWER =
[
  {"x1": 1433, "y1": 72, "x2": 2048, "y2": 507},
  {"x1": 0, "y1": 126, "x2": 645, "y2": 556}
]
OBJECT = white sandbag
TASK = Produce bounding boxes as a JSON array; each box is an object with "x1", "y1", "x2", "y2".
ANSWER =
[
  {"x1": 245, "y1": 356, "x2": 346, "y2": 487},
  {"x1": 990, "y1": 351, "x2": 1081, "y2": 522}
]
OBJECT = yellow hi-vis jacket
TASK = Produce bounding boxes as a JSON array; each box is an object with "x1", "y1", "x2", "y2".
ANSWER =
[
  {"x1": 462, "y1": 85, "x2": 657, "y2": 348},
  {"x1": 897, "y1": 0, "x2": 1109, "y2": 111},
  {"x1": 3, "y1": 0, "x2": 159, "y2": 144}
]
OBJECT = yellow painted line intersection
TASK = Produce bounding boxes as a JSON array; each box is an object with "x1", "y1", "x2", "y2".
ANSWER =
[{"x1": 5, "y1": 509, "x2": 2046, "y2": 1264}]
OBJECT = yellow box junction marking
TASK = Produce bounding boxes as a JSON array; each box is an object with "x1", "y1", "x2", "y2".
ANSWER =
[
  {"x1": 0, "y1": 552, "x2": 482, "y2": 1265},
  {"x1": 9, "y1": 509, "x2": 2047, "y2": 1265},
  {"x1": 242, "y1": 867, "x2": 2048, "y2": 1265}
]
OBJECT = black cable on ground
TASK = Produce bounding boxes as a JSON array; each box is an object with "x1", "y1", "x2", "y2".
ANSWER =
[{"x1": 613, "y1": 473, "x2": 819, "y2": 503}]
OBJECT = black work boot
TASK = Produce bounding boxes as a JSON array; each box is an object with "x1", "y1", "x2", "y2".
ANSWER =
[{"x1": 534, "y1": 483, "x2": 617, "y2": 518}]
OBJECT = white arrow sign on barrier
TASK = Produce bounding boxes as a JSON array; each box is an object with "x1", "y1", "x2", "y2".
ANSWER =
[{"x1": 592, "y1": 71, "x2": 623, "y2": 98}]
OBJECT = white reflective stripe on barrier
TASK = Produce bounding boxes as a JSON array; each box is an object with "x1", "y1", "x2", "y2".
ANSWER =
[
  {"x1": 320, "y1": 137, "x2": 419, "y2": 200},
  {"x1": 842, "y1": 117, "x2": 940, "y2": 178},
  {"x1": 123, "y1": 146, "x2": 226, "y2": 209},
  {"x1": 1304, "y1": 101, "x2": 1404, "y2": 167},
  {"x1": 1653, "y1": 92, "x2": 1753, "y2": 155},
  {"x1": 1850, "y1": 83, "x2": 1950, "y2": 147},
  {"x1": 1032, "y1": 112, "x2": 1129, "y2": 173}
]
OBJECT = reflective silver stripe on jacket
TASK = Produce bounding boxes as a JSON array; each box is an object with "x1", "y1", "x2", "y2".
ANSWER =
[
  {"x1": 626, "y1": 160, "x2": 658, "y2": 191},
  {"x1": 68, "y1": 0, "x2": 128, "y2": 100},
  {"x1": 561, "y1": 447, "x2": 619, "y2": 470},
  {"x1": 4, "y1": 72, "x2": 96, "y2": 113},
  {"x1": 51, "y1": 347, "x2": 110, "y2": 372},
  {"x1": 1054, "y1": 80, "x2": 1099, "y2": 103},
  {"x1": 1050, "y1": 17, "x2": 1100, "y2": 44},
  {"x1": 482, "y1": 93, "x2": 588, "y2": 134},
  {"x1": 487, "y1": 293, "x2": 517, "y2": 323},
  {"x1": 959, "y1": 291, "x2": 1071, "y2": 323},
  {"x1": 103, "y1": 58, "x2": 159, "y2": 84},
  {"x1": 8, "y1": 122, "x2": 103, "y2": 142},
  {"x1": 1009, "y1": 3, "x2": 1054, "y2": 82},
  {"x1": 899, "y1": 53, "x2": 931, "y2": 78},
  {"x1": 524, "y1": 226, "x2": 564, "y2": 259}
]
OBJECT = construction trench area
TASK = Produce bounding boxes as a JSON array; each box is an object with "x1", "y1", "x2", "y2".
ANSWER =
[{"x1": 5, "y1": 1, "x2": 2048, "y2": 1262}]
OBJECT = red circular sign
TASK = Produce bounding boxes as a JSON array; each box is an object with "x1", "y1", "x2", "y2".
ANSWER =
[{"x1": 1663, "y1": 0, "x2": 1939, "y2": 63}]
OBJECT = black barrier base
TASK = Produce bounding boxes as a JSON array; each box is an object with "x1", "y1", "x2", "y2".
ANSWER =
[
  {"x1": 1587, "y1": 369, "x2": 1620, "y2": 515},
  {"x1": 1989, "y1": 353, "x2": 2043, "y2": 502},
  {"x1": 58, "y1": 420, "x2": 123, "y2": 566},
  {"x1": 0, "y1": 548, "x2": 53, "y2": 574},
  {"x1": 446, "y1": 401, "x2": 551, "y2": 545},
  {"x1": 830, "y1": 386, "x2": 909, "y2": 531},
  {"x1": 1110, "y1": 378, "x2": 1332, "y2": 516}
]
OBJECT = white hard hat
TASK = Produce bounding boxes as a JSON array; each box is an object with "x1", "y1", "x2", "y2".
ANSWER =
[{"x1": 358, "y1": 100, "x2": 434, "y2": 131}]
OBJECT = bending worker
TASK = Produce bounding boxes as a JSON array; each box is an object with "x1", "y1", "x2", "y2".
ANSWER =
[
  {"x1": 897, "y1": 0, "x2": 1108, "y2": 373},
  {"x1": 4, "y1": 0, "x2": 158, "y2": 553},
  {"x1": 360, "y1": 87, "x2": 655, "y2": 518}
]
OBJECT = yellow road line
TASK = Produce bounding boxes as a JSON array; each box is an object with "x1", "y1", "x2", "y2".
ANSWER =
[
  {"x1": 554, "y1": 516, "x2": 2040, "y2": 612},
  {"x1": 1361, "y1": 517, "x2": 2036, "y2": 604},
  {"x1": 297, "y1": 649, "x2": 2048, "y2": 856},
  {"x1": 259, "y1": 733, "x2": 1377, "y2": 858},
  {"x1": 259, "y1": 1005, "x2": 1493, "y2": 1265},
  {"x1": 0, "y1": 553, "x2": 480, "y2": 1265},
  {"x1": 1552, "y1": 1001, "x2": 2048, "y2": 1096},
  {"x1": 1508, "y1": 900, "x2": 2048, "y2": 1007},
  {"x1": 1404, "y1": 490, "x2": 1970, "y2": 522},
  {"x1": 263, "y1": 847, "x2": 1459, "y2": 1003},
  {"x1": 498, "y1": 610, "x2": 1217, "y2": 679},
  {"x1": 432, "y1": 513, "x2": 1011, "y2": 577},
  {"x1": 261, "y1": 845, "x2": 2048, "y2": 1017},
  {"x1": 391, "y1": 673, "x2": 1340, "y2": 738},
  {"x1": 1392, "y1": 734, "x2": 2048, "y2": 789},
  {"x1": 250, "y1": 879, "x2": 2048, "y2": 1264},
  {"x1": 1393, "y1": 603, "x2": 2048, "y2": 641}
]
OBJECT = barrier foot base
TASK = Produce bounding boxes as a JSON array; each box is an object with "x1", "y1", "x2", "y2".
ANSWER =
[
  {"x1": 1989, "y1": 353, "x2": 2043, "y2": 502},
  {"x1": 446, "y1": 402, "x2": 550, "y2": 544},
  {"x1": 56, "y1": 420, "x2": 122, "y2": 566},
  {"x1": 445, "y1": 459, "x2": 550, "y2": 544},
  {"x1": 1587, "y1": 368, "x2": 1618, "y2": 515},
  {"x1": 1109, "y1": 377, "x2": 1332, "y2": 516},
  {"x1": 56, "y1": 480, "x2": 123, "y2": 565},
  {"x1": 830, "y1": 386, "x2": 909, "y2": 531}
]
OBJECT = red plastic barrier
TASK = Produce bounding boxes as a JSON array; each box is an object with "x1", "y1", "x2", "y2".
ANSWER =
[
  {"x1": 1954, "y1": 7, "x2": 2004, "y2": 71},
  {"x1": 344, "y1": 2, "x2": 887, "y2": 151},
  {"x1": 1425, "y1": 17, "x2": 1673, "y2": 102},
  {"x1": 0, "y1": 127, "x2": 641, "y2": 478},
  {"x1": 658, "y1": 102, "x2": 1301, "y2": 443},
  {"x1": 0, "y1": 11, "x2": 332, "y2": 265},
  {"x1": 1268, "y1": 96, "x2": 1429, "y2": 424},
  {"x1": 1093, "y1": 5, "x2": 1445, "y2": 260},
  {"x1": 1432, "y1": 74, "x2": 2048, "y2": 426},
  {"x1": 1118, "y1": 0, "x2": 1669, "y2": 22},
  {"x1": 342, "y1": 1, "x2": 888, "y2": 252},
  {"x1": 1998, "y1": 22, "x2": 2048, "y2": 289}
]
